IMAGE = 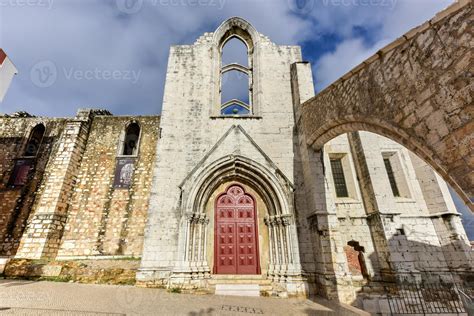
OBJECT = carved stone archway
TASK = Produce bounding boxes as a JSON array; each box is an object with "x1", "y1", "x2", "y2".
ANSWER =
[{"x1": 173, "y1": 155, "x2": 303, "y2": 283}]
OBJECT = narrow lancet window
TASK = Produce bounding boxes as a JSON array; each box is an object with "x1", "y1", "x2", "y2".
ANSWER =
[
  {"x1": 122, "y1": 123, "x2": 140, "y2": 156},
  {"x1": 220, "y1": 37, "x2": 252, "y2": 115},
  {"x1": 24, "y1": 124, "x2": 45, "y2": 157}
]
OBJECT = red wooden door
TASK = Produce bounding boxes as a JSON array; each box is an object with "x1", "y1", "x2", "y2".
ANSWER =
[{"x1": 214, "y1": 185, "x2": 260, "y2": 275}]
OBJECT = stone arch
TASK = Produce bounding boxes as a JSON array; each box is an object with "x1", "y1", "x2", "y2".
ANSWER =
[
  {"x1": 309, "y1": 117, "x2": 467, "y2": 206},
  {"x1": 180, "y1": 155, "x2": 293, "y2": 218},
  {"x1": 211, "y1": 17, "x2": 262, "y2": 116},
  {"x1": 213, "y1": 17, "x2": 258, "y2": 52},
  {"x1": 174, "y1": 155, "x2": 302, "y2": 279},
  {"x1": 300, "y1": 2, "x2": 473, "y2": 208}
]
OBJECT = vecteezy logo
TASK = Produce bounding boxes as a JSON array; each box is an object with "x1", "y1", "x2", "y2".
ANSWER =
[
  {"x1": 287, "y1": 0, "x2": 315, "y2": 15},
  {"x1": 114, "y1": 286, "x2": 144, "y2": 312},
  {"x1": 30, "y1": 60, "x2": 57, "y2": 88},
  {"x1": 116, "y1": 0, "x2": 143, "y2": 14}
]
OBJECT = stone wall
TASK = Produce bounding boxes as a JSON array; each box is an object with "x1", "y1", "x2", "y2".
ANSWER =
[
  {"x1": 0, "y1": 110, "x2": 160, "y2": 260},
  {"x1": 0, "y1": 115, "x2": 67, "y2": 256},
  {"x1": 58, "y1": 115, "x2": 159, "y2": 258},
  {"x1": 300, "y1": 1, "x2": 473, "y2": 206},
  {"x1": 138, "y1": 18, "x2": 305, "y2": 296}
]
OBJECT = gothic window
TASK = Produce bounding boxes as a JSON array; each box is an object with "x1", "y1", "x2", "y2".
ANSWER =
[
  {"x1": 382, "y1": 152, "x2": 411, "y2": 198},
  {"x1": 383, "y1": 158, "x2": 400, "y2": 197},
  {"x1": 24, "y1": 124, "x2": 45, "y2": 157},
  {"x1": 120, "y1": 122, "x2": 140, "y2": 156},
  {"x1": 220, "y1": 37, "x2": 252, "y2": 116},
  {"x1": 330, "y1": 158, "x2": 349, "y2": 198}
]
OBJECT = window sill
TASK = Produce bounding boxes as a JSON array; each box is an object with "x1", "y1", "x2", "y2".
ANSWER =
[
  {"x1": 210, "y1": 115, "x2": 262, "y2": 120},
  {"x1": 394, "y1": 197, "x2": 416, "y2": 203},
  {"x1": 116, "y1": 155, "x2": 138, "y2": 159},
  {"x1": 335, "y1": 197, "x2": 361, "y2": 204}
]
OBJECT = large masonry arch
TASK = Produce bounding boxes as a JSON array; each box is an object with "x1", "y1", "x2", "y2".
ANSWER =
[{"x1": 300, "y1": 1, "x2": 473, "y2": 208}]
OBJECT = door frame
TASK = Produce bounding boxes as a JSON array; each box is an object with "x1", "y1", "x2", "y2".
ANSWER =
[{"x1": 213, "y1": 184, "x2": 261, "y2": 275}]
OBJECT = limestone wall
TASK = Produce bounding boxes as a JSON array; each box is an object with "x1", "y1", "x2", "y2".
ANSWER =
[
  {"x1": 57, "y1": 115, "x2": 160, "y2": 258},
  {"x1": 0, "y1": 115, "x2": 66, "y2": 255},
  {"x1": 139, "y1": 19, "x2": 303, "y2": 283},
  {"x1": 0, "y1": 111, "x2": 159, "y2": 260}
]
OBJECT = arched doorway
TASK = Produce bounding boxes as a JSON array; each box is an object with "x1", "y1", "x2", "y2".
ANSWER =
[{"x1": 214, "y1": 184, "x2": 260, "y2": 275}]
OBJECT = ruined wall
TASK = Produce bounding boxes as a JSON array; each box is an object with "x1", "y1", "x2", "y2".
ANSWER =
[
  {"x1": 0, "y1": 114, "x2": 66, "y2": 255},
  {"x1": 139, "y1": 18, "x2": 304, "y2": 287},
  {"x1": 0, "y1": 111, "x2": 159, "y2": 260},
  {"x1": 57, "y1": 115, "x2": 159, "y2": 258}
]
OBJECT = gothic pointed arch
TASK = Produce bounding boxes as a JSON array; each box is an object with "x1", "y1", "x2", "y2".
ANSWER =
[
  {"x1": 179, "y1": 154, "x2": 293, "y2": 218},
  {"x1": 174, "y1": 154, "x2": 302, "y2": 278},
  {"x1": 211, "y1": 17, "x2": 261, "y2": 116}
]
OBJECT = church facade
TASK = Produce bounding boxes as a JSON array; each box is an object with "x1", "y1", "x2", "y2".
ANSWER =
[{"x1": 0, "y1": 17, "x2": 472, "y2": 303}]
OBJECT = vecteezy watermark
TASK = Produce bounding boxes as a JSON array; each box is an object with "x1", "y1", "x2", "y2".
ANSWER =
[
  {"x1": 322, "y1": 0, "x2": 397, "y2": 9},
  {"x1": 287, "y1": 0, "x2": 315, "y2": 15},
  {"x1": 0, "y1": 0, "x2": 54, "y2": 9},
  {"x1": 30, "y1": 60, "x2": 57, "y2": 88},
  {"x1": 30, "y1": 60, "x2": 141, "y2": 88},
  {"x1": 116, "y1": 0, "x2": 143, "y2": 14},
  {"x1": 116, "y1": 0, "x2": 226, "y2": 14},
  {"x1": 63, "y1": 67, "x2": 141, "y2": 84}
]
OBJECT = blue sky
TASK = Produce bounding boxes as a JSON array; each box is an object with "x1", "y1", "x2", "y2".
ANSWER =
[{"x1": 1, "y1": 0, "x2": 473, "y2": 238}]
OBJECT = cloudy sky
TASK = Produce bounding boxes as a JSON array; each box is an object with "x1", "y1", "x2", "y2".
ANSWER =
[{"x1": 1, "y1": 0, "x2": 473, "y2": 238}]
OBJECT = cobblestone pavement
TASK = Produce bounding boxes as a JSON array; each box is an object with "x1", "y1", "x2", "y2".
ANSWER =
[{"x1": 0, "y1": 279, "x2": 364, "y2": 315}]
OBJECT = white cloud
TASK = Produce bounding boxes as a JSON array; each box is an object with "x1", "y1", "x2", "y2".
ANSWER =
[
  {"x1": 0, "y1": 0, "x2": 456, "y2": 115},
  {"x1": 313, "y1": 0, "x2": 454, "y2": 90},
  {"x1": 0, "y1": 0, "x2": 310, "y2": 116},
  {"x1": 314, "y1": 37, "x2": 389, "y2": 90}
]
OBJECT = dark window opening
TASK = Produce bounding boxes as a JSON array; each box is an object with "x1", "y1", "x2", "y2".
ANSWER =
[
  {"x1": 330, "y1": 158, "x2": 349, "y2": 198},
  {"x1": 122, "y1": 123, "x2": 140, "y2": 156},
  {"x1": 24, "y1": 124, "x2": 45, "y2": 157},
  {"x1": 384, "y1": 158, "x2": 400, "y2": 197},
  {"x1": 9, "y1": 159, "x2": 34, "y2": 187}
]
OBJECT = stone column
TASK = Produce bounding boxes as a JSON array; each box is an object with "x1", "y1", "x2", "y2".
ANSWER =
[
  {"x1": 15, "y1": 109, "x2": 96, "y2": 259},
  {"x1": 291, "y1": 62, "x2": 354, "y2": 302},
  {"x1": 171, "y1": 212, "x2": 210, "y2": 286}
]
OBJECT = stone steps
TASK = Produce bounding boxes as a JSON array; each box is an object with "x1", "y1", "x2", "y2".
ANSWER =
[
  {"x1": 208, "y1": 275, "x2": 274, "y2": 297},
  {"x1": 215, "y1": 284, "x2": 261, "y2": 297},
  {"x1": 208, "y1": 275, "x2": 272, "y2": 285}
]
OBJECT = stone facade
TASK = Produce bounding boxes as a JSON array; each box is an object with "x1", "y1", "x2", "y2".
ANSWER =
[
  {"x1": 0, "y1": 2, "x2": 472, "y2": 308},
  {"x1": 0, "y1": 110, "x2": 159, "y2": 259}
]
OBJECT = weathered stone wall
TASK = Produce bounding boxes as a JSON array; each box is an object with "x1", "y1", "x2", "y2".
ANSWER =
[
  {"x1": 0, "y1": 115, "x2": 66, "y2": 255},
  {"x1": 300, "y1": 1, "x2": 473, "y2": 207},
  {"x1": 139, "y1": 18, "x2": 304, "y2": 295},
  {"x1": 0, "y1": 111, "x2": 159, "y2": 260},
  {"x1": 57, "y1": 115, "x2": 159, "y2": 258}
]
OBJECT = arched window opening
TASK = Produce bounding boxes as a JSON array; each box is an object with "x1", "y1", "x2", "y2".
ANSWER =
[
  {"x1": 222, "y1": 37, "x2": 248, "y2": 67},
  {"x1": 221, "y1": 70, "x2": 250, "y2": 115},
  {"x1": 122, "y1": 123, "x2": 140, "y2": 156},
  {"x1": 220, "y1": 35, "x2": 252, "y2": 116},
  {"x1": 24, "y1": 124, "x2": 45, "y2": 157}
]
